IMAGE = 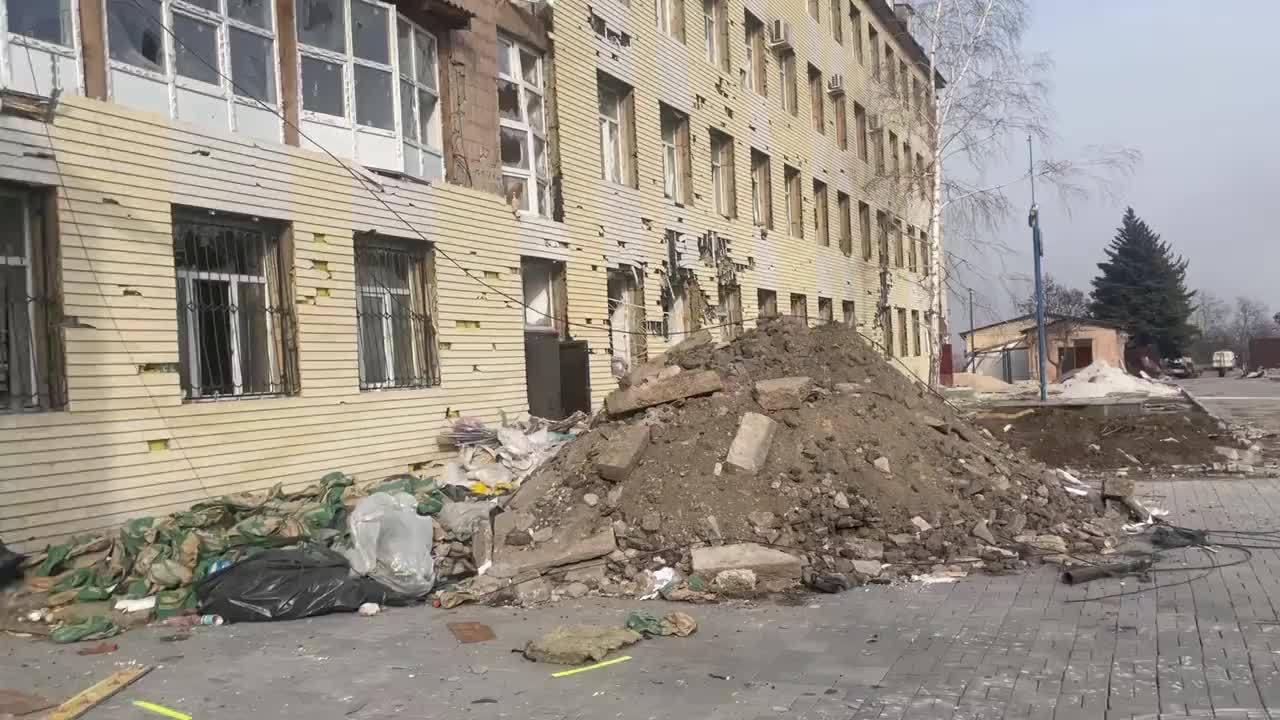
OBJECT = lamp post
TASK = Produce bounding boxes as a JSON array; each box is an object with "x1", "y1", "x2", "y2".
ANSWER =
[{"x1": 1028, "y1": 137, "x2": 1047, "y2": 402}]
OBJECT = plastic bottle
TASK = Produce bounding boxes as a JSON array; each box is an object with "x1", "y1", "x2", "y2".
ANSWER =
[{"x1": 199, "y1": 614, "x2": 224, "y2": 626}]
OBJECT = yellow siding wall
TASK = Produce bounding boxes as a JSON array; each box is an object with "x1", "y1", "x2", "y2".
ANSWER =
[{"x1": 0, "y1": 0, "x2": 936, "y2": 548}]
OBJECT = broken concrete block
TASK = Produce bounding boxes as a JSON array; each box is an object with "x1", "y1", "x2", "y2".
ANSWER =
[
  {"x1": 595, "y1": 424, "x2": 651, "y2": 481},
  {"x1": 563, "y1": 582, "x2": 590, "y2": 599},
  {"x1": 1028, "y1": 535, "x2": 1068, "y2": 554},
  {"x1": 669, "y1": 329, "x2": 714, "y2": 355},
  {"x1": 471, "y1": 518, "x2": 494, "y2": 574},
  {"x1": 851, "y1": 560, "x2": 882, "y2": 578},
  {"x1": 911, "y1": 516, "x2": 932, "y2": 533},
  {"x1": 748, "y1": 511, "x2": 780, "y2": 528},
  {"x1": 523, "y1": 626, "x2": 642, "y2": 665},
  {"x1": 753, "y1": 376, "x2": 812, "y2": 411},
  {"x1": 605, "y1": 370, "x2": 724, "y2": 416},
  {"x1": 833, "y1": 492, "x2": 850, "y2": 510},
  {"x1": 1101, "y1": 476, "x2": 1135, "y2": 499},
  {"x1": 846, "y1": 538, "x2": 884, "y2": 560},
  {"x1": 710, "y1": 568, "x2": 758, "y2": 593},
  {"x1": 490, "y1": 527, "x2": 617, "y2": 577},
  {"x1": 692, "y1": 543, "x2": 803, "y2": 581},
  {"x1": 725, "y1": 412, "x2": 777, "y2": 475},
  {"x1": 657, "y1": 365, "x2": 683, "y2": 381},
  {"x1": 1214, "y1": 446, "x2": 1241, "y2": 462},
  {"x1": 972, "y1": 519, "x2": 996, "y2": 545},
  {"x1": 517, "y1": 577, "x2": 552, "y2": 605},
  {"x1": 873, "y1": 456, "x2": 892, "y2": 474}
]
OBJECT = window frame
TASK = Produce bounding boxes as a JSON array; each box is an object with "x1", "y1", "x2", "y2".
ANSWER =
[
  {"x1": 854, "y1": 102, "x2": 867, "y2": 160},
  {"x1": 911, "y1": 309, "x2": 922, "y2": 356},
  {"x1": 829, "y1": 0, "x2": 841, "y2": 42},
  {"x1": 837, "y1": 191, "x2": 851, "y2": 256},
  {"x1": 702, "y1": 0, "x2": 728, "y2": 71},
  {"x1": 0, "y1": 184, "x2": 64, "y2": 413},
  {"x1": 656, "y1": 0, "x2": 684, "y2": 42},
  {"x1": 778, "y1": 48, "x2": 797, "y2": 115},
  {"x1": 710, "y1": 128, "x2": 736, "y2": 219},
  {"x1": 818, "y1": 296, "x2": 833, "y2": 323},
  {"x1": 784, "y1": 165, "x2": 803, "y2": 239},
  {"x1": 397, "y1": 16, "x2": 443, "y2": 178},
  {"x1": 812, "y1": 178, "x2": 828, "y2": 247},
  {"x1": 897, "y1": 306, "x2": 908, "y2": 357},
  {"x1": 743, "y1": 11, "x2": 765, "y2": 96},
  {"x1": 105, "y1": 0, "x2": 281, "y2": 124},
  {"x1": 842, "y1": 300, "x2": 855, "y2": 327},
  {"x1": 790, "y1": 292, "x2": 808, "y2": 322},
  {"x1": 757, "y1": 288, "x2": 777, "y2": 317},
  {"x1": 850, "y1": 4, "x2": 863, "y2": 64},
  {"x1": 498, "y1": 35, "x2": 552, "y2": 217},
  {"x1": 907, "y1": 225, "x2": 918, "y2": 271},
  {"x1": 750, "y1": 149, "x2": 773, "y2": 229},
  {"x1": 354, "y1": 235, "x2": 440, "y2": 391},
  {"x1": 598, "y1": 73, "x2": 629, "y2": 185},
  {"x1": 660, "y1": 103, "x2": 691, "y2": 206},
  {"x1": 867, "y1": 25, "x2": 879, "y2": 79},
  {"x1": 808, "y1": 63, "x2": 823, "y2": 134},
  {"x1": 859, "y1": 200, "x2": 872, "y2": 260},
  {"x1": 3, "y1": 0, "x2": 82, "y2": 94},
  {"x1": 834, "y1": 94, "x2": 847, "y2": 150},
  {"x1": 172, "y1": 208, "x2": 295, "y2": 401}
]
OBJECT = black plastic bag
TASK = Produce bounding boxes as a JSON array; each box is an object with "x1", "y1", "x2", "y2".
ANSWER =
[
  {"x1": 195, "y1": 547, "x2": 410, "y2": 623},
  {"x1": 0, "y1": 539, "x2": 23, "y2": 588}
]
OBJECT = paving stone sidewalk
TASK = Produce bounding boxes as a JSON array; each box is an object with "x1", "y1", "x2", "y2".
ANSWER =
[{"x1": 6, "y1": 477, "x2": 1280, "y2": 719}]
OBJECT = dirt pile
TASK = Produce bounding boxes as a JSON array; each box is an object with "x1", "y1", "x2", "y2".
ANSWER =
[
  {"x1": 975, "y1": 406, "x2": 1229, "y2": 471},
  {"x1": 495, "y1": 319, "x2": 1119, "y2": 598}
]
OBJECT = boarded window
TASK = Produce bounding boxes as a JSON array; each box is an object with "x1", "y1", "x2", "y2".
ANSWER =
[
  {"x1": 818, "y1": 297, "x2": 833, "y2": 323},
  {"x1": 757, "y1": 288, "x2": 777, "y2": 317},
  {"x1": 790, "y1": 293, "x2": 808, "y2": 322},
  {"x1": 842, "y1": 300, "x2": 856, "y2": 327}
]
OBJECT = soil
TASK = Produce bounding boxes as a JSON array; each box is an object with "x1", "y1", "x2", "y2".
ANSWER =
[
  {"x1": 517, "y1": 318, "x2": 1116, "y2": 582},
  {"x1": 974, "y1": 406, "x2": 1228, "y2": 470}
]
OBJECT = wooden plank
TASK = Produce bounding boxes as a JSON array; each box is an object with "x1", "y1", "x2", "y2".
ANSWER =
[{"x1": 49, "y1": 666, "x2": 152, "y2": 720}]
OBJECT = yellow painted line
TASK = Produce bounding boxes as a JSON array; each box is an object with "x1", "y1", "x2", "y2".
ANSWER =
[
  {"x1": 50, "y1": 667, "x2": 152, "y2": 719},
  {"x1": 132, "y1": 700, "x2": 193, "y2": 720},
  {"x1": 550, "y1": 655, "x2": 633, "y2": 678}
]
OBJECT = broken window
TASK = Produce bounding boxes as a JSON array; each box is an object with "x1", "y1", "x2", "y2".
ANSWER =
[
  {"x1": 808, "y1": 64, "x2": 824, "y2": 133},
  {"x1": 812, "y1": 179, "x2": 828, "y2": 246},
  {"x1": 779, "y1": 49, "x2": 797, "y2": 115},
  {"x1": 743, "y1": 11, "x2": 765, "y2": 96},
  {"x1": 398, "y1": 18, "x2": 442, "y2": 178},
  {"x1": 881, "y1": 307, "x2": 892, "y2": 355},
  {"x1": 837, "y1": 191, "x2": 851, "y2": 256},
  {"x1": 921, "y1": 231, "x2": 931, "y2": 276},
  {"x1": 710, "y1": 129, "x2": 736, "y2": 219},
  {"x1": 750, "y1": 149, "x2": 772, "y2": 229},
  {"x1": 784, "y1": 165, "x2": 802, "y2": 238},
  {"x1": 859, "y1": 201, "x2": 871, "y2": 260},
  {"x1": 660, "y1": 103, "x2": 690, "y2": 205},
  {"x1": 598, "y1": 73, "x2": 636, "y2": 187},
  {"x1": 908, "y1": 225, "x2": 918, "y2": 271},
  {"x1": 0, "y1": 185, "x2": 65, "y2": 413},
  {"x1": 889, "y1": 130, "x2": 900, "y2": 178},
  {"x1": 107, "y1": 0, "x2": 165, "y2": 73},
  {"x1": 656, "y1": 0, "x2": 684, "y2": 42},
  {"x1": 912, "y1": 309, "x2": 922, "y2": 356},
  {"x1": 854, "y1": 102, "x2": 868, "y2": 161},
  {"x1": 868, "y1": 25, "x2": 879, "y2": 79},
  {"x1": 702, "y1": 0, "x2": 728, "y2": 71},
  {"x1": 842, "y1": 300, "x2": 856, "y2": 327},
  {"x1": 173, "y1": 208, "x2": 296, "y2": 400},
  {"x1": 834, "y1": 95, "x2": 847, "y2": 150},
  {"x1": 818, "y1": 297, "x2": 833, "y2": 324},
  {"x1": 499, "y1": 37, "x2": 551, "y2": 217},
  {"x1": 174, "y1": 12, "x2": 220, "y2": 85},
  {"x1": 301, "y1": 55, "x2": 344, "y2": 115},
  {"x1": 894, "y1": 219, "x2": 904, "y2": 267},
  {"x1": 355, "y1": 236, "x2": 439, "y2": 390},
  {"x1": 717, "y1": 283, "x2": 743, "y2": 339},
  {"x1": 7, "y1": 0, "x2": 75, "y2": 46},
  {"x1": 897, "y1": 307, "x2": 908, "y2": 357},
  {"x1": 790, "y1": 293, "x2": 808, "y2": 322},
  {"x1": 757, "y1": 288, "x2": 777, "y2": 318},
  {"x1": 850, "y1": 5, "x2": 863, "y2": 63},
  {"x1": 298, "y1": 0, "x2": 345, "y2": 51},
  {"x1": 522, "y1": 258, "x2": 567, "y2": 336},
  {"x1": 876, "y1": 210, "x2": 888, "y2": 264}
]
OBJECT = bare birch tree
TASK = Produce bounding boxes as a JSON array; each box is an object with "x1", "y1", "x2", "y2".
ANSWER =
[{"x1": 866, "y1": 0, "x2": 1139, "y2": 385}]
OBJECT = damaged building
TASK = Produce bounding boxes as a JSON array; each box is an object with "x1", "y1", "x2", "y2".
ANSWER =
[{"x1": 0, "y1": 0, "x2": 939, "y2": 547}]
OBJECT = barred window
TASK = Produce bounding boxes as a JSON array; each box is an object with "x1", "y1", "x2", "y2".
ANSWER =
[
  {"x1": 1, "y1": 186, "x2": 64, "y2": 412},
  {"x1": 355, "y1": 237, "x2": 439, "y2": 390},
  {"x1": 173, "y1": 209, "x2": 297, "y2": 400}
]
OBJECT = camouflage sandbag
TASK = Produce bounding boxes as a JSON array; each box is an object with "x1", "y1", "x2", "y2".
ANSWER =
[{"x1": 50, "y1": 616, "x2": 122, "y2": 644}]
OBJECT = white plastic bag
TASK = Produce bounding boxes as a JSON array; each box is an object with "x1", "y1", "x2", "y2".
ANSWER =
[{"x1": 343, "y1": 492, "x2": 436, "y2": 597}]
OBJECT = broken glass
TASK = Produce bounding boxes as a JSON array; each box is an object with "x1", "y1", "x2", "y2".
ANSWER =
[
  {"x1": 0, "y1": 195, "x2": 24, "y2": 258},
  {"x1": 351, "y1": 0, "x2": 389, "y2": 64},
  {"x1": 400, "y1": 80, "x2": 416, "y2": 141},
  {"x1": 184, "y1": 0, "x2": 219, "y2": 11},
  {"x1": 415, "y1": 31, "x2": 437, "y2": 89},
  {"x1": 418, "y1": 89, "x2": 439, "y2": 148},
  {"x1": 500, "y1": 126, "x2": 529, "y2": 170},
  {"x1": 228, "y1": 0, "x2": 272, "y2": 30},
  {"x1": 6, "y1": 0, "x2": 73, "y2": 46},
  {"x1": 297, "y1": 0, "x2": 344, "y2": 53},
  {"x1": 355, "y1": 65, "x2": 394, "y2": 130},
  {"x1": 230, "y1": 27, "x2": 276, "y2": 103},
  {"x1": 497, "y1": 39, "x2": 512, "y2": 78},
  {"x1": 107, "y1": 0, "x2": 166, "y2": 73},
  {"x1": 397, "y1": 19, "x2": 413, "y2": 77},
  {"x1": 174, "y1": 13, "x2": 220, "y2": 85},
  {"x1": 497, "y1": 80, "x2": 520, "y2": 122},
  {"x1": 526, "y1": 91, "x2": 544, "y2": 134},
  {"x1": 520, "y1": 49, "x2": 540, "y2": 87},
  {"x1": 301, "y1": 56, "x2": 344, "y2": 115},
  {"x1": 503, "y1": 174, "x2": 528, "y2": 212}
]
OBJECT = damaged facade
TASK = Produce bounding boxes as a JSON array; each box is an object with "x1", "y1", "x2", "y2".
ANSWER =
[{"x1": 0, "y1": 0, "x2": 938, "y2": 547}]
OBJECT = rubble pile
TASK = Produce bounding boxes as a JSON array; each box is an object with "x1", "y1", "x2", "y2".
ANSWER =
[{"x1": 478, "y1": 319, "x2": 1121, "y2": 603}]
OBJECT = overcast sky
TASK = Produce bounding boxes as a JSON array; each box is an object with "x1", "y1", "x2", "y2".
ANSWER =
[{"x1": 949, "y1": 0, "x2": 1280, "y2": 332}]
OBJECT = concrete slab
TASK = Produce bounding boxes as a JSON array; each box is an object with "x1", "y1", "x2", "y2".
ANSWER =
[
  {"x1": 595, "y1": 424, "x2": 651, "y2": 481},
  {"x1": 725, "y1": 412, "x2": 777, "y2": 475},
  {"x1": 605, "y1": 370, "x2": 724, "y2": 415}
]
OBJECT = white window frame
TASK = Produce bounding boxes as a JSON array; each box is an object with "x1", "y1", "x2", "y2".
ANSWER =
[
  {"x1": 701, "y1": 0, "x2": 719, "y2": 66},
  {"x1": 598, "y1": 81, "x2": 622, "y2": 184},
  {"x1": 0, "y1": 187, "x2": 38, "y2": 406},
  {"x1": 296, "y1": 0, "x2": 392, "y2": 132},
  {"x1": 710, "y1": 130, "x2": 732, "y2": 218},
  {"x1": 522, "y1": 263, "x2": 555, "y2": 331},
  {"x1": 176, "y1": 267, "x2": 277, "y2": 400},
  {"x1": 656, "y1": 0, "x2": 678, "y2": 39},
  {"x1": 0, "y1": 0, "x2": 83, "y2": 94},
  {"x1": 105, "y1": 0, "x2": 281, "y2": 129},
  {"x1": 750, "y1": 150, "x2": 770, "y2": 229},
  {"x1": 498, "y1": 35, "x2": 551, "y2": 218},
  {"x1": 396, "y1": 16, "x2": 442, "y2": 177},
  {"x1": 661, "y1": 117, "x2": 678, "y2": 200}
]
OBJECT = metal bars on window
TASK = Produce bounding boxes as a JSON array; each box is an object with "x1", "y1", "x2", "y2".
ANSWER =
[
  {"x1": 0, "y1": 187, "x2": 65, "y2": 413},
  {"x1": 173, "y1": 211, "x2": 296, "y2": 400},
  {"x1": 354, "y1": 239, "x2": 439, "y2": 390}
]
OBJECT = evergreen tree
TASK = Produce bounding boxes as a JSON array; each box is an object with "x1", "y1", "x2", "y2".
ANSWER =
[{"x1": 1090, "y1": 208, "x2": 1196, "y2": 356}]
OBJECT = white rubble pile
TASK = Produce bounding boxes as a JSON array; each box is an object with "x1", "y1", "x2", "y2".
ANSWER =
[{"x1": 1057, "y1": 361, "x2": 1181, "y2": 400}]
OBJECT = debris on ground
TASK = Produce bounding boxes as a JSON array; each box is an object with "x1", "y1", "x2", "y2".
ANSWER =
[
  {"x1": 1057, "y1": 362, "x2": 1181, "y2": 399},
  {"x1": 441, "y1": 318, "x2": 1122, "y2": 607},
  {"x1": 625, "y1": 609, "x2": 697, "y2": 637},
  {"x1": 975, "y1": 405, "x2": 1247, "y2": 471},
  {"x1": 522, "y1": 625, "x2": 643, "y2": 665},
  {"x1": 0, "y1": 688, "x2": 56, "y2": 717},
  {"x1": 447, "y1": 621, "x2": 496, "y2": 643}
]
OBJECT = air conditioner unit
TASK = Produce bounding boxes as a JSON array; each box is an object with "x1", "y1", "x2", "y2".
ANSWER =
[
  {"x1": 869, "y1": 114, "x2": 883, "y2": 132},
  {"x1": 768, "y1": 19, "x2": 793, "y2": 50},
  {"x1": 827, "y1": 74, "x2": 845, "y2": 96}
]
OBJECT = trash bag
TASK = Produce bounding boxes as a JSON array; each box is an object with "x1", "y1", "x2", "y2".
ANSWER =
[
  {"x1": 342, "y1": 493, "x2": 436, "y2": 596},
  {"x1": 0, "y1": 539, "x2": 24, "y2": 587},
  {"x1": 195, "y1": 547, "x2": 407, "y2": 623}
]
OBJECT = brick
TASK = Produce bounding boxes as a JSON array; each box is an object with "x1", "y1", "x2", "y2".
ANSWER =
[
  {"x1": 692, "y1": 542, "x2": 803, "y2": 580},
  {"x1": 753, "y1": 376, "x2": 812, "y2": 410},
  {"x1": 725, "y1": 412, "x2": 777, "y2": 475},
  {"x1": 604, "y1": 370, "x2": 723, "y2": 415},
  {"x1": 594, "y1": 424, "x2": 651, "y2": 481}
]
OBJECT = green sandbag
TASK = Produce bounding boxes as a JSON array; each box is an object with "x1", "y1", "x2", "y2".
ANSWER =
[
  {"x1": 50, "y1": 616, "x2": 121, "y2": 644},
  {"x1": 52, "y1": 567, "x2": 93, "y2": 591},
  {"x1": 75, "y1": 585, "x2": 113, "y2": 602},
  {"x1": 119, "y1": 517, "x2": 157, "y2": 557},
  {"x1": 36, "y1": 543, "x2": 72, "y2": 577},
  {"x1": 153, "y1": 587, "x2": 196, "y2": 620}
]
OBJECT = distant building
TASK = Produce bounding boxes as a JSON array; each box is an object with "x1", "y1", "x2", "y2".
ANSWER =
[{"x1": 961, "y1": 315, "x2": 1127, "y2": 383}]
